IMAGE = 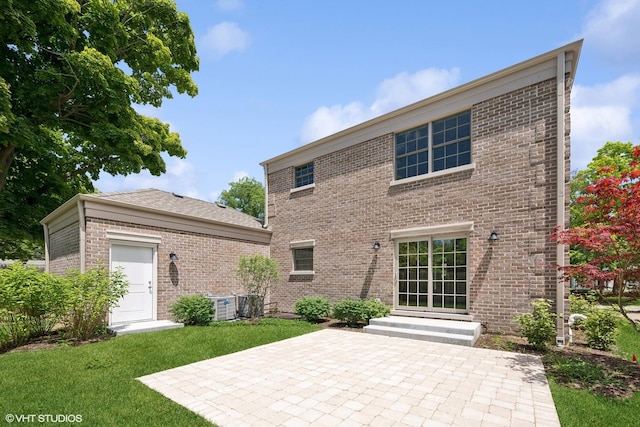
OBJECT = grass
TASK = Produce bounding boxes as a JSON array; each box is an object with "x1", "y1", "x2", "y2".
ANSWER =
[
  {"x1": 0, "y1": 318, "x2": 319, "y2": 427},
  {"x1": 546, "y1": 318, "x2": 640, "y2": 426},
  {"x1": 616, "y1": 319, "x2": 640, "y2": 360},
  {"x1": 549, "y1": 382, "x2": 640, "y2": 427}
]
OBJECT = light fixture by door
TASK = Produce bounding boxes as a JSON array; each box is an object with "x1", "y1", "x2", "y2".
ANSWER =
[{"x1": 169, "y1": 252, "x2": 179, "y2": 261}]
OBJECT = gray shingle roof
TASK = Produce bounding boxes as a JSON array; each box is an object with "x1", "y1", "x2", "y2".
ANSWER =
[{"x1": 92, "y1": 188, "x2": 265, "y2": 230}]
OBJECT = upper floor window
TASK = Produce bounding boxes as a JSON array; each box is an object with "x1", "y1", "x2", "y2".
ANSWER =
[
  {"x1": 295, "y1": 162, "x2": 314, "y2": 188},
  {"x1": 395, "y1": 110, "x2": 471, "y2": 180}
]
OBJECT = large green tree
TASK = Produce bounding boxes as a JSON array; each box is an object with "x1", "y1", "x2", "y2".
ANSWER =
[
  {"x1": 218, "y1": 177, "x2": 265, "y2": 220},
  {"x1": 0, "y1": 0, "x2": 199, "y2": 260}
]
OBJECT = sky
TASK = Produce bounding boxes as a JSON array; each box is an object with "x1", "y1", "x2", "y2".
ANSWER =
[{"x1": 96, "y1": 0, "x2": 640, "y2": 202}]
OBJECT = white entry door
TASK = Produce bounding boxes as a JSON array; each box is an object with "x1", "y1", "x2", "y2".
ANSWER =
[{"x1": 110, "y1": 244, "x2": 155, "y2": 324}]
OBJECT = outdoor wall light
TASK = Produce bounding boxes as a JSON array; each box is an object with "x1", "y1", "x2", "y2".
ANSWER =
[
  {"x1": 488, "y1": 231, "x2": 499, "y2": 242},
  {"x1": 372, "y1": 242, "x2": 381, "y2": 250},
  {"x1": 169, "y1": 252, "x2": 179, "y2": 262}
]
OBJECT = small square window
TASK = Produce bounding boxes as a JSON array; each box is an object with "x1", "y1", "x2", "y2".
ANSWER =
[{"x1": 293, "y1": 248, "x2": 313, "y2": 271}]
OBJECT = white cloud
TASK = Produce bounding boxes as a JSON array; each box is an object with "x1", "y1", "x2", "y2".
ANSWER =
[
  {"x1": 216, "y1": 0, "x2": 243, "y2": 11},
  {"x1": 582, "y1": 0, "x2": 640, "y2": 67},
  {"x1": 200, "y1": 22, "x2": 251, "y2": 59},
  {"x1": 233, "y1": 170, "x2": 249, "y2": 181},
  {"x1": 571, "y1": 74, "x2": 640, "y2": 169},
  {"x1": 371, "y1": 68, "x2": 461, "y2": 115},
  {"x1": 95, "y1": 159, "x2": 204, "y2": 200},
  {"x1": 299, "y1": 68, "x2": 460, "y2": 144}
]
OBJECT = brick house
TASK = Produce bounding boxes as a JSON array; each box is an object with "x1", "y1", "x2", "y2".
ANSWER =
[
  {"x1": 40, "y1": 189, "x2": 270, "y2": 325},
  {"x1": 260, "y1": 40, "x2": 582, "y2": 338}
]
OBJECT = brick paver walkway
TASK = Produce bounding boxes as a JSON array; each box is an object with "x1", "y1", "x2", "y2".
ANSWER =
[{"x1": 138, "y1": 329, "x2": 560, "y2": 426}]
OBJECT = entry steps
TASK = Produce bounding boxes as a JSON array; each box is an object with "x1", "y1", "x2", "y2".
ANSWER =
[
  {"x1": 363, "y1": 316, "x2": 481, "y2": 347},
  {"x1": 108, "y1": 320, "x2": 184, "y2": 336}
]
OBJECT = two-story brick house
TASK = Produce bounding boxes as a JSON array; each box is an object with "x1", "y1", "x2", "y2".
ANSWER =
[{"x1": 261, "y1": 40, "x2": 582, "y2": 338}]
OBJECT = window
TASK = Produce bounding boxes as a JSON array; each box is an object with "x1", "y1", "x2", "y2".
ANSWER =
[
  {"x1": 293, "y1": 248, "x2": 313, "y2": 271},
  {"x1": 295, "y1": 162, "x2": 314, "y2": 188},
  {"x1": 395, "y1": 110, "x2": 471, "y2": 180},
  {"x1": 397, "y1": 237, "x2": 467, "y2": 311}
]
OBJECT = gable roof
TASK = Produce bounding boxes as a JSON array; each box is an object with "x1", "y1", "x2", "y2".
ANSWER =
[
  {"x1": 91, "y1": 188, "x2": 264, "y2": 230},
  {"x1": 41, "y1": 189, "x2": 270, "y2": 242}
]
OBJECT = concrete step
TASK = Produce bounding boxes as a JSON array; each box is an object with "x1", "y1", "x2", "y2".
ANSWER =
[
  {"x1": 108, "y1": 320, "x2": 184, "y2": 336},
  {"x1": 363, "y1": 316, "x2": 481, "y2": 347}
]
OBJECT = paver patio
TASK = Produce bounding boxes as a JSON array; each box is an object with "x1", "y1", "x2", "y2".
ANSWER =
[{"x1": 138, "y1": 329, "x2": 560, "y2": 426}]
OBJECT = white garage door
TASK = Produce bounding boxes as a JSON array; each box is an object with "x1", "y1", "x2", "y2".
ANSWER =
[{"x1": 110, "y1": 244, "x2": 154, "y2": 324}]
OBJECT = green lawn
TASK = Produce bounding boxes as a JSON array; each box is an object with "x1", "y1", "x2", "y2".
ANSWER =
[
  {"x1": 549, "y1": 318, "x2": 640, "y2": 426},
  {"x1": 0, "y1": 319, "x2": 319, "y2": 427}
]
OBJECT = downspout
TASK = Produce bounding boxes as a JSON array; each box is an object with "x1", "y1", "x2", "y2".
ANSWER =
[
  {"x1": 42, "y1": 224, "x2": 50, "y2": 272},
  {"x1": 78, "y1": 199, "x2": 86, "y2": 273},
  {"x1": 556, "y1": 52, "x2": 567, "y2": 346},
  {"x1": 262, "y1": 163, "x2": 269, "y2": 229}
]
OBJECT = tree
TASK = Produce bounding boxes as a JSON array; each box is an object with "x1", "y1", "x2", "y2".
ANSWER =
[
  {"x1": 236, "y1": 254, "x2": 280, "y2": 318},
  {"x1": 218, "y1": 177, "x2": 265, "y2": 220},
  {"x1": 0, "y1": 0, "x2": 198, "y2": 259},
  {"x1": 569, "y1": 142, "x2": 635, "y2": 266},
  {"x1": 552, "y1": 144, "x2": 640, "y2": 332}
]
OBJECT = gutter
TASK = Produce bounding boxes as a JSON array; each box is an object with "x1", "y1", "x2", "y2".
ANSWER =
[
  {"x1": 556, "y1": 51, "x2": 567, "y2": 346},
  {"x1": 262, "y1": 163, "x2": 269, "y2": 229}
]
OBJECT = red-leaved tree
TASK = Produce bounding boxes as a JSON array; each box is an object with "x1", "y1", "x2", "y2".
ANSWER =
[{"x1": 552, "y1": 145, "x2": 640, "y2": 332}]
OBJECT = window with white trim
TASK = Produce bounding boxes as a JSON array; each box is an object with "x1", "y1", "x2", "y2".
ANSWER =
[
  {"x1": 293, "y1": 248, "x2": 313, "y2": 271},
  {"x1": 290, "y1": 240, "x2": 315, "y2": 273},
  {"x1": 395, "y1": 110, "x2": 471, "y2": 180},
  {"x1": 294, "y1": 162, "x2": 314, "y2": 188},
  {"x1": 397, "y1": 237, "x2": 468, "y2": 311}
]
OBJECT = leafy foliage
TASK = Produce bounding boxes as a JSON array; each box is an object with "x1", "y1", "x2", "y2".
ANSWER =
[
  {"x1": 218, "y1": 177, "x2": 265, "y2": 220},
  {"x1": 515, "y1": 299, "x2": 558, "y2": 350},
  {"x1": 553, "y1": 143, "x2": 640, "y2": 332},
  {"x1": 332, "y1": 298, "x2": 390, "y2": 327},
  {"x1": 170, "y1": 295, "x2": 215, "y2": 326},
  {"x1": 236, "y1": 254, "x2": 280, "y2": 318},
  {"x1": 583, "y1": 309, "x2": 618, "y2": 351},
  {"x1": 0, "y1": 1, "x2": 199, "y2": 257},
  {"x1": 0, "y1": 264, "x2": 127, "y2": 348},
  {"x1": 294, "y1": 296, "x2": 331, "y2": 322},
  {"x1": 569, "y1": 142, "x2": 635, "y2": 266},
  {"x1": 63, "y1": 267, "x2": 128, "y2": 341},
  {"x1": 0, "y1": 263, "x2": 67, "y2": 348}
]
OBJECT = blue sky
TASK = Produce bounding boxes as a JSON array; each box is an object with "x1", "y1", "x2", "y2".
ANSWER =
[{"x1": 96, "y1": 0, "x2": 640, "y2": 202}]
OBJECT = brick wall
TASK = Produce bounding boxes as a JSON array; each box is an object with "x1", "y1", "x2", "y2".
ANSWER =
[
  {"x1": 48, "y1": 221, "x2": 81, "y2": 275},
  {"x1": 267, "y1": 78, "x2": 571, "y2": 334},
  {"x1": 85, "y1": 218, "x2": 270, "y2": 321}
]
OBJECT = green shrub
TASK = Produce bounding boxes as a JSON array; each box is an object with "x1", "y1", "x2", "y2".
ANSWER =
[
  {"x1": 363, "y1": 299, "x2": 391, "y2": 320},
  {"x1": 515, "y1": 299, "x2": 558, "y2": 351},
  {"x1": 0, "y1": 263, "x2": 67, "y2": 347},
  {"x1": 333, "y1": 298, "x2": 390, "y2": 327},
  {"x1": 236, "y1": 254, "x2": 280, "y2": 318},
  {"x1": 170, "y1": 295, "x2": 215, "y2": 326},
  {"x1": 63, "y1": 266, "x2": 128, "y2": 340},
  {"x1": 583, "y1": 309, "x2": 618, "y2": 351},
  {"x1": 569, "y1": 294, "x2": 597, "y2": 329},
  {"x1": 294, "y1": 296, "x2": 331, "y2": 322}
]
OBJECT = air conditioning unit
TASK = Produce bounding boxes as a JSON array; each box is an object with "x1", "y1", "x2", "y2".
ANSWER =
[
  {"x1": 206, "y1": 295, "x2": 237, "y2": 321},
  {"x1": 237, "y1": 294, "x2": 264, "y2": 318}
]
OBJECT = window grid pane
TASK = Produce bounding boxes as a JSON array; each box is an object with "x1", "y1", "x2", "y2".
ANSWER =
[
  {"x1": 432, "y1": 111, "x2": 471, "y2": 172},
  {"x1": 397, "y1": 237, "x2": 467, "y2": 311},
  {"x1": 293, "y1": 248, "x2": 313, "y2": 271},
  {"x1": 395, "y1": 110, "x2": 471, "y2": 179},
  {"x1": 395, "y1": 124, "x2": 429, "y2": 180},
  {"x1": 295, "y1": 162, "x2": 314, "y2": 187}
]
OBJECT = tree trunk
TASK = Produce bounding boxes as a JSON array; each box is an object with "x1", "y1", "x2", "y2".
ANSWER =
[{"x1": 0, "y1": 143, "x2": 16, "y2": 192}]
